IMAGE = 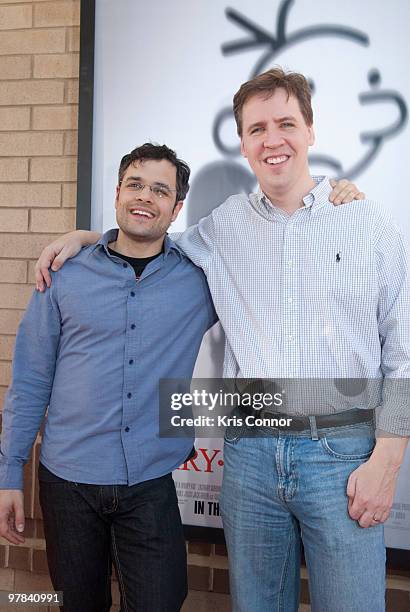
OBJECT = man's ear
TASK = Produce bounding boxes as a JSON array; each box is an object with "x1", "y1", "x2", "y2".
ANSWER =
[
  {"x1": 115, "y1": 185, "x2": 120, "y2": 208},
  {"x1": 171, "y1": 200, "x2": 184, "y2": 222},
  {"x1": 308, "y1": 125, "x2": 315, "y2": 147},
  {"x1": 240, "y1": 138, "x2": 247, "y2": 158}
]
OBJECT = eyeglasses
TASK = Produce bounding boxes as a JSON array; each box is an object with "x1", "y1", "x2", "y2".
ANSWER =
[{"x1": 120, "y1": 181, "x2": 176, "y2": 200}]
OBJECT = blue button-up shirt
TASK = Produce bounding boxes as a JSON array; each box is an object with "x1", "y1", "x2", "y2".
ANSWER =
[{"x1": 0, "y1": 230, "x2": 216, "y2": 489}]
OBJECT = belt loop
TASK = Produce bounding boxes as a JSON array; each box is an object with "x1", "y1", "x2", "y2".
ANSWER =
[{"x1": 309, "y1": 416, "x2": 319, "y2": 440}]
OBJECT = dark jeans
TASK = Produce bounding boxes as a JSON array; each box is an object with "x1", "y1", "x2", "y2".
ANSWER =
[{"x1": 38, "y1": 464, "x2": 187, "y2": 612}]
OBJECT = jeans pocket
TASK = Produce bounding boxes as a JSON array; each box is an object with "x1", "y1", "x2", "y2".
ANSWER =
[
  {"x1": 224, "y1": 423, "x2": 244, "y2": 444},
  {"x1": 320, "y1": 431, "x2": 375, "y2": 460}
]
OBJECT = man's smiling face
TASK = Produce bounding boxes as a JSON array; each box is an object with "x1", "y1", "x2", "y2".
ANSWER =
[
  {"x1": 240, "y1": 88, "x2": 315, "y2": 201},
  {"x1": 115, "y1": 159, "x2": 183, "y2": 245}
]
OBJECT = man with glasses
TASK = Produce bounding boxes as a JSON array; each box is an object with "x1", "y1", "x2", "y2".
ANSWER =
[{"x1": 0, "y1": 143, "x2": 217, "y2": 612}]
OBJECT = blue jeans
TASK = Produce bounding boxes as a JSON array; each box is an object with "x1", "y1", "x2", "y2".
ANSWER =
[
  {"x1": 39, "y1": 465, "x2": 187, "y2": 612},
  {"x1": 219, "y1": 420, "x2": 385, "y2": 612}
]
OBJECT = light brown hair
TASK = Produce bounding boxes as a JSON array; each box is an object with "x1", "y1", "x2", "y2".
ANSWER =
[{"x1": 233, "y1": 67, "x2": 313, "y2": 136}]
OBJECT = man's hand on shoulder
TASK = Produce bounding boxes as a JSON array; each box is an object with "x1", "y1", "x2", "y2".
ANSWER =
[
  {"x1": 35, "y1": 230, "x2": 101, "y2": 292},
  {"x1": 0, "y1": 490, "x2": 25, "y2": 544},
  {"x1": 329, "y1": 178, "x2": 365, "y2": 205}
]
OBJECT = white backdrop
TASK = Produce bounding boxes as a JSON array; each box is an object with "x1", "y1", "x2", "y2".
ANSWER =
[{"x1": 91, "y1": 0, "x2": 410, "y2": 548}]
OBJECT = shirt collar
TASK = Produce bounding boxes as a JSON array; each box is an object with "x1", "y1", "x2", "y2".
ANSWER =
[
  {"x1": 91, "y1": 229, "x2": 182, "y2": 258},
  {"x1": 256, "y1": 175, "x2": 333, "y2": 216},
  {"x1": 302, "y1": 176, "x2": 334, "y2": 213}
]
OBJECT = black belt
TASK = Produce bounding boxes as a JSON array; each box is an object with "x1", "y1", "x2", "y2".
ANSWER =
[{"x1": 238, "y1": 406, "x2": 375, "y2": 431}]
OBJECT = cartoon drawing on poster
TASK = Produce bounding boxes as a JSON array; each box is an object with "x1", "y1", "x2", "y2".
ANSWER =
[{"x1": 190, "y1": 0, "x2": 408, "y2": 219}]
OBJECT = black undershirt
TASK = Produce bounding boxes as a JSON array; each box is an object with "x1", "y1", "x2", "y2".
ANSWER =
[{"x1": 107, "y1": 246, "x2": 162, "y2": 279}]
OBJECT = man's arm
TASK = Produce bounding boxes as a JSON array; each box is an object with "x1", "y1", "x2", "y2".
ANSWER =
[
  {"x1": 171, "y1": 208, "x2": 217, "y2": 270},
  {"x1": 35, "y1": 230, "x2": 100, "y2": 291},
  {"x1": 347, "y1": 220, "x2": 410, "y2": 528},
  {"x1": 34, "y1": 180, "x2": 365, "y2": 289},
  {"x1": 0, "y1": 285, "x2": 61, "y2": 543}
]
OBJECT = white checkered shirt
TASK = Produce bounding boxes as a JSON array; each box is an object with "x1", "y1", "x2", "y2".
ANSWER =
[{"x1": 175, "y1": 177, "x2": 410, "y2": 435}]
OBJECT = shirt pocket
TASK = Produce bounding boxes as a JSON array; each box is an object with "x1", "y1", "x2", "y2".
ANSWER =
[{"x1": 305, "y1": 247, "x2": 377, "y2": 309}]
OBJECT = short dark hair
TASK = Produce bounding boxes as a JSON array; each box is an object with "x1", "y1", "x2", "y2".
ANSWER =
[
  {"x1": 233, "y1": 67, "x2": 313, "y2": 137},
  {"x1": 118, "y1": 143, "x2": 190, "y2": 202}
]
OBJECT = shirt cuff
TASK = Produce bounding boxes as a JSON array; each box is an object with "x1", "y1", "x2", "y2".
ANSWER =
[
  {"x1": 376, "y1": 411, "x2": 410, "y2": 437},
  {"x1": 0, "y1": 459, "x2": 24, "y2": 490}
]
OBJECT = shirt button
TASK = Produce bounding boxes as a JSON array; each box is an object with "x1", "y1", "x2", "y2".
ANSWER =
[
  {"x1": 123, "y1": 263, "x2": 127, "y2": 268},
  {"x1": 130, "y1": 291, "x2": 135, "y2": 297},
  {"x1": 287, "y1": 297, "x2": 294, "y2": 304},
  {"x1": 131, "y1": 324, "x2": 136, "y2": 330},
  {"x1": 127, "y1": 392, "x2": 132, "y2": 399},
  {"x1": 287, "y1": 260, "x2": 293, "y2": 267},
  {"x1": 129, "y1": 359, "x2": 134, "y2": 365},
  {"x1": 289, "y1": 334, "x2": 295, "y2": 341},
  {"x1": 125, "y1": 426, "x2": 130, "y2": 432}
]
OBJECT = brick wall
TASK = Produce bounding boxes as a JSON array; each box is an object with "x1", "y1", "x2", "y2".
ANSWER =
[
  {"x1": 0, "y1": 0, "x2": 79, "y2": 607},
  {"x1": 0, "y1": 0, "x2": 79, "y2": 390}
]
